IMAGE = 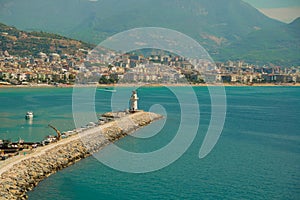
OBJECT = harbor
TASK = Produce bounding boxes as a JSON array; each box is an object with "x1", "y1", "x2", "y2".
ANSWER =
[
  {"x1": 0, "y1": 90, "x2": 163, "y2": 199},
  {"x1": 0, "y1": 110, "x2": 163, "y2": 199},
  {"x1": 0, "y1": 109, "x2": 131, "y2": 161},
  {"x1": 0, "y1": 90, "x2": 141, "y2": 161}
]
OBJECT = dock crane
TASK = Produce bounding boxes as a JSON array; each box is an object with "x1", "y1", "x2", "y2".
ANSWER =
[{"x1": 48, "y1": 124, "x2": 62, "y2": 141}]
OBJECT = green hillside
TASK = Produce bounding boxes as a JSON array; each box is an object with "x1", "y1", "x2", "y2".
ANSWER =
[
  {"x1": 0, "y1": 0, "x2": 299, "y2": 65},
  {"x1": 0, "y1": 23, "x2": 94, "y2": 57},
  {"x1": 220, "y1": 19, "x2": 300, "y2": 65}
]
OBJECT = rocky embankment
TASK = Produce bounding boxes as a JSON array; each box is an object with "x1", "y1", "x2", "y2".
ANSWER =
[{"x1": 0, "y1": 111, "x2": 162, "y2": 200}]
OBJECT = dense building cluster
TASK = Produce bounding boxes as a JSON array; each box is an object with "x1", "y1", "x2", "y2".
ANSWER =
[
  {"x1": 0, "y1": 50, "x2": 86, "y2": 85},
  {"x1": 0, "y1": 50, "x2": 299, "y2": 85}
]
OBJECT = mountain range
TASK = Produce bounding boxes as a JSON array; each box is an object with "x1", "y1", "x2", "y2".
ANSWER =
[{"x1": 0, "y1": 0, "x2": 299, "y2": 65}]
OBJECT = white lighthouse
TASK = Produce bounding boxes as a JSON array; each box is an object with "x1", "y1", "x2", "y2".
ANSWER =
[{"x1": 130, "y1": 90, "x2": 139, "y2": 112}]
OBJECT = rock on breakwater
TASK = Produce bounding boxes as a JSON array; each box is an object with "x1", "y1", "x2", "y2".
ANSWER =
[{"x1": 0, "y1": 111, "x2": 162, "y2": 200}]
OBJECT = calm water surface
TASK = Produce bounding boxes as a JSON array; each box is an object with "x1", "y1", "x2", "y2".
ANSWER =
[{"x1": 0, "y1": 87, "x2": 299, "y2": 199}]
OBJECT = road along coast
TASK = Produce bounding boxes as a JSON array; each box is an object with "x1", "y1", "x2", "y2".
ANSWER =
[{"x1": 0, "y1": 111, "x2": 162, "y2": 200}]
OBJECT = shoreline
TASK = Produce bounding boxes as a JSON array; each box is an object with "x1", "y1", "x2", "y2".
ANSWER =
[
  {"x1": 0, "y1": 111, "x2": 163, "y2": 200},
  {"x1": 0, "y1": 83, "x2": 299, "y2": 89}
]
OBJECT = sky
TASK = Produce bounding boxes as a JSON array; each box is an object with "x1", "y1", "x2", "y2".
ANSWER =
[{"x1": 243, "y1": 0, "x2": 300, "y2": 23}]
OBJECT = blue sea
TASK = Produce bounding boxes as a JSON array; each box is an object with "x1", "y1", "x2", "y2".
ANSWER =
[{"x1": 0, "y1": 86, "x2": 299, "y2": 199}]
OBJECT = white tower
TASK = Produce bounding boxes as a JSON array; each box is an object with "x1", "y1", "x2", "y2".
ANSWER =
[{"x1": 130, "y1": 90, "x2": 139, "y2": 112}]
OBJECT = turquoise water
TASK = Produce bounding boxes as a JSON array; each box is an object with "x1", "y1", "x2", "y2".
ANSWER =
[{"x1": 0, "y1": 87, "x2": 299, "y2": 199}]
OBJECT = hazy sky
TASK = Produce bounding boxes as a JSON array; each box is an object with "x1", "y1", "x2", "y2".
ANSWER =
[{"x1": 243, "y1": 0, "x2": 300, "y2": 23}]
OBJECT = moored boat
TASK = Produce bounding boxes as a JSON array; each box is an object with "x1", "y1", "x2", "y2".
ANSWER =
[{"x1": 98, "y1": 88, "x2": 117, "y2": 92}]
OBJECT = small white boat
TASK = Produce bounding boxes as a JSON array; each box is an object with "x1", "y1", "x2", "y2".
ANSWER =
[
  {"x1": 98, "y1": 88, "x2": 117, "y2": 92},
  {"x1": 25, "y1": 111, "x2": 34, "y2": 119}
]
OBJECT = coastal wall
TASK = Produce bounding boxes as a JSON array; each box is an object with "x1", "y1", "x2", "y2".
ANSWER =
[{"x1": 0, "y1": 111, "x2": 162, "y2": 200}]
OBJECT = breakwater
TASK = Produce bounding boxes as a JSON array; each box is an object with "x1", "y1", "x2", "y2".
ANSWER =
[{"x1": 0, "y1": 111, "x2": 162, "y2": 200}]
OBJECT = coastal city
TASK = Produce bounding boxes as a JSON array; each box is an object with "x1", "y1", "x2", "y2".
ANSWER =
[
  {"x1": 0, "y1": 49, "x2": 299, "y2": 86},
  {"x1": 1, "y1": 0, "x2": 300, "y2": 199}
]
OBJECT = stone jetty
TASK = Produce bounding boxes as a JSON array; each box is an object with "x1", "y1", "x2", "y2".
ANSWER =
[{"x1": 0, "y1": 111, "x2": 162, "y2": 200}]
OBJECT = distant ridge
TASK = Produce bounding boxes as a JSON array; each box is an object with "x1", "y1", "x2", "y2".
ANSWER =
[
  {"x1": 0, "y1": 0, "x2": 299, "y2": 65},
  {"x1": 290, "y1": 17, "x2": 300, "y2": 25},
  {"x1": 289, "y1": 17, "x2": 300, "y2": 33}
]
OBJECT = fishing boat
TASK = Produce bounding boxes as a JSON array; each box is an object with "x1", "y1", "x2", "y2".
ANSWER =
[{"x1": 25, "y1": 111, "x2": 34, "y2": 119}]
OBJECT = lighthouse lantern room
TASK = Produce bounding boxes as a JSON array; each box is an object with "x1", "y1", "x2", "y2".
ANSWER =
[{"x1": 130, "y1": 90, "x2": 139, "y2": 112}]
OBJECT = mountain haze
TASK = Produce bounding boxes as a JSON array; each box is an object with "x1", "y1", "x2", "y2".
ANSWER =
[{"x1": 0, "y1": 0, "x2": 299, "y2": 65}]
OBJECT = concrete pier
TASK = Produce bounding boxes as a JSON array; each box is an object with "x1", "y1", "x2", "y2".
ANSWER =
[{"x1": 0, "y1": 111, "x2": 162, "y2": 200}]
